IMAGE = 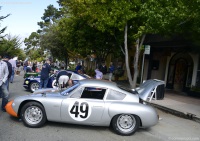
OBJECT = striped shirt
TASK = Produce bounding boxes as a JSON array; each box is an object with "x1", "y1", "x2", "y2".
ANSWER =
[{"x1": 0, "y1": 60, "x2": 9, "y2": 86}]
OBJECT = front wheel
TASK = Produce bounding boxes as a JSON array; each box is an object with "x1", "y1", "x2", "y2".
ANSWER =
[
  {"x1": 20, "y1": 102, "x2": 47, "y2": 128},
  {"x1": 112, "y1": 114, "x2": 140, "y2": 136},
  {"x1": 30, "y1": 82, "x2": 39, "y2": 92}
]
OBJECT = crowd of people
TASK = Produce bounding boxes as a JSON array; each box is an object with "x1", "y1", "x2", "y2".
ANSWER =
[{"x1": 0, "y1": 56, "x2": 124, "y2": 112}]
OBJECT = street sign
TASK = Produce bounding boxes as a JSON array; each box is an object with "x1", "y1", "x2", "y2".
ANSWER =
[{"x1": 144, "y1": 45, "x2": 150, "y2": 54}]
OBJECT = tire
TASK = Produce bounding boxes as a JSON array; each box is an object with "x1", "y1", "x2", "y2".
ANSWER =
[
  {"x1": 30, "y1": 82, "x2": 39, "y2": 92},
  {"x1": 52, "y1": 80, "x2": 58, "y2": 89},
  {"x1": 112, "y1": 114, "x2": 140, "y2": 136},
  {"x1": 20, "y1": 102, "x2": 47, "y2": 128}
]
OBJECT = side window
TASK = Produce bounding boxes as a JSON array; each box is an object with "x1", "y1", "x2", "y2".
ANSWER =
[
  {"x1": 81, "y1": 87, "x2": 106, "y2": 100},
  {"x1": 106, "y1": 89, "x2": 126, "y2": 100}
]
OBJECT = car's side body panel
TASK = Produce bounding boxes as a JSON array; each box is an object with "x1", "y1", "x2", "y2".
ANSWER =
[{"x1": 10, "y1": 79, "x2": 161, "y2": 133}]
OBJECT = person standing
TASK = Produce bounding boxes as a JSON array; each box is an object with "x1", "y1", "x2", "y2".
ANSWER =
[
  {"x1": 2, "y1": 56, "x2": 12, "y2": 91},
  {"x1": 16, "y1": 60, "x2": 21, "y2": 75},
  {"x1": 39, "y1": 59, "x2": 51, "y2": 89},
  {"x1": 0, "y1": 54, "x2": 9, "y2": 112},
  {"x1": 8, "y1": 56, "x2": 16, "y2": 83},
  {"x1": 99, "y1": 62, "x2": 107, "y2": 79},
  {"x1": 108, "y1": 62, "x2": 115, "y2": 81},
  {"x1": 32, "y1": 61, "x2": 37, "y2": 72},
  {"x1": 95, "y1": 68, "x2": 103, "y2": 79},
  {"x1": 75, "y1": 63, "x2": 82, "y2": 72}
]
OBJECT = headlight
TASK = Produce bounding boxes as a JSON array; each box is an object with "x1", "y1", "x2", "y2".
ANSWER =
[
  {"x1": 25, "y1": 81, "x2": 29, "y2": 84},
  {"x1": 12, "y1": 102, "x2": 15, "y2": 106}
]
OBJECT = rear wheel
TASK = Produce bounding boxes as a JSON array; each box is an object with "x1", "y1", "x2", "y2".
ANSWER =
[
  {"x1": 112, "y1": 114, "x2": 140, "y2": 136},
  {"x1": 20, "y1": 102, "x2": 47, "y2": 128},
  {"x1": 30, "y1": 82, "x2": 39, "y2": 92}
]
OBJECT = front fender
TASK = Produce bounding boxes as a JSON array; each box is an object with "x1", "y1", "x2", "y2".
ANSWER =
[{"x1": 108, "y1": 102, "x2": 158, "y2": 128}]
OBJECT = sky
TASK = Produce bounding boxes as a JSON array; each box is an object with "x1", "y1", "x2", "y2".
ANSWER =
[{"x1": 0, "y1": 0, "x2": 59, "y2": 48}]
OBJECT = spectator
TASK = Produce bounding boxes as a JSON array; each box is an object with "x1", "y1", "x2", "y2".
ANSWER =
[
  {"x1": 75, "y1": 63, "x2": 82, "y2": 72},
  {"x1": 9, "y1": 56, "x2": 17, "y2": 83},
  {"x1": 39, "y1": 59, "x2": 51, "y2": 89},
  {"x1": 23, "y1": 60, "x2": 28, "y2": 72},
  {"x1": 108, "y1": 62, "x2": 115, "y2": 81},
  {"x1": 16, "y1": 60, "x2": 22, "y2": 75},
  {"x1": 2, "y1": 55, "x2": 12, "y2": 91},
  {"x1": 95, "y1": 68, "x2": 103, "y2": 79},
  {"x1": 56, "y1": 66, "x2": 71, "y2": 88},
  {"x1": 99, "y1": 62, "x2": 107, "y2": 79},
  {"x1": 32, "y1": 61, "x2": 37, "y2": 72},
  {"x1": 0, "y1": 54, "x2": 9, "y2": 112}
]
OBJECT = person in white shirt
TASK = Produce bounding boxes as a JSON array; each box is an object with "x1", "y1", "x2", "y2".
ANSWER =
[
  {"x1": 8, "y1": 57, "x2": 16, "y2": 83},
  {"x1": 0, "y1": 55, "x2": 9, "y2": 112},
  {"x1": 95, "y1": 68, "x2": 103, "y2": 79}
]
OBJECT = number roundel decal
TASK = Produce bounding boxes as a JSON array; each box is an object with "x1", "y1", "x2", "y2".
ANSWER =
[{"x1": 68, "y1": 101, "x2": 91, "y2": 121}]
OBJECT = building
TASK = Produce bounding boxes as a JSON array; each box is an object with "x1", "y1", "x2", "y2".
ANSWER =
[{"x1": 142, "y1": 34, "x2": 200, "y2": 93}]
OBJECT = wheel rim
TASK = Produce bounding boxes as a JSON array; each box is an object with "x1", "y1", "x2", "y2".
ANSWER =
[
  {"x1": 117, "y1": 114, "x2": 136, "y2": 132},
  {"x1": 31, "y1": 83, "x2": 39, "y2": 92},
  {"x1": 24, "y1": 106, "x2": 43, "y2": 125}
]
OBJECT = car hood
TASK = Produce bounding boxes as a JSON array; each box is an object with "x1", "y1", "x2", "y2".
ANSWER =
[
  {"x1": 33, "y1": 88, "x2": 61, "y2": 95},
  {"x1": 135, "y1": 79, "x2": 165, "y2": 101}
]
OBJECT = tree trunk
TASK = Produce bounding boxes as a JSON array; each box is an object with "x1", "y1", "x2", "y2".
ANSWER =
[
  {"x1": 132, "y1": 35, "x2": 146, "y2": 88},
  {"x1": 124, "y1": 24, "x2": 134, "y2": 87},
  {"x1": 132, "y1": 38, "x2": 140, "y2": 88}
]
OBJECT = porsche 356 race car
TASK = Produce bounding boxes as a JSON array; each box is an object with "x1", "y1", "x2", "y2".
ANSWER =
[{"x1": 6, "y1": 79, "x2": 164, "y2": 136}]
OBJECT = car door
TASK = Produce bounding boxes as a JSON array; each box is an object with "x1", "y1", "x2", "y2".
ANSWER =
[{"x1": 60, "y1": 87, "x2": 107, "y2": 124}]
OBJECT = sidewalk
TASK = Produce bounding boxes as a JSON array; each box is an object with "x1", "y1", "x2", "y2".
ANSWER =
[
  {"x1": 150, "y1": 90, "x2": 200, "y2": 123},
  {"x1": 116, "y1": 80, "x2": 200, "y2": 123}
]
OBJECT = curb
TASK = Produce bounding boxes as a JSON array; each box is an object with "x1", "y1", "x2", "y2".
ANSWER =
[{"x1": 149, "y1": 103, "x2": 200, "y2": 124}]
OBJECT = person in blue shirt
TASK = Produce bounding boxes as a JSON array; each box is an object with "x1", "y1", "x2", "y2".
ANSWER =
[
  {"x1": 75, "y1": 63, "x2": 82, "y2": 72},
  {"x1": 39, "y1": 59, "x2": 51, "y2": 89}
]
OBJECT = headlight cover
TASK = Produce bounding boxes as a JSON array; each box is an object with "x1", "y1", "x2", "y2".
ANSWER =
[{"x1": 25, "y1": 81, "x2": 29, "y2": 84}]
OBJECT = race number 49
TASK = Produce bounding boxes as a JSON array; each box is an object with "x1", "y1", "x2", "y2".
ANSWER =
[{"x1": 68, "y1": 101, "x2": 91, "y2": 121}]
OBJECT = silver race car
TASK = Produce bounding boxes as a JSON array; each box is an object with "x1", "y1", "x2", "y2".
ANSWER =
[{"x1": 5, "y1": 79, "x2": 164, "y2": 136}]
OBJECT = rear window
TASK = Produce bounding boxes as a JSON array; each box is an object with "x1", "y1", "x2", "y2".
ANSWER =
[{"x1": 106, "y1": 89, "x2": 126, "y2": 100}]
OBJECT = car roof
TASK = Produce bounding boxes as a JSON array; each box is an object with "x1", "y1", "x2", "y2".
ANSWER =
[{"x1": 78, "y1": 79, "x2": 117, "y2": 89}]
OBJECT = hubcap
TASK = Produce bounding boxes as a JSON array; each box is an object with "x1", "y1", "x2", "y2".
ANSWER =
[
  {"x1": 31, "y1": 83, "x2": 39, "y2": 91},
  {"x1": 117, "y1": 114, "x2": 136, "y2": 132},
  {"x1": 24, "y1": 106, "x2": 43, "y2": 124}
]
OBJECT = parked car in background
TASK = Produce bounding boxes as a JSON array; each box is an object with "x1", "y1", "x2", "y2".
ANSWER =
[
  {"x1": 23, "y1": 70, "x2": 91, "y2": 92},
  {"x1": 24, "y1": 72, "x2": 40, "y2": 78}
]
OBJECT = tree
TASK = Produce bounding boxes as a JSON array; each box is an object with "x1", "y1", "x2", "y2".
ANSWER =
[
  {"x1": 57, "y1": 16, "x2": 121, "y2": 62},
  {"x1": 37, "y1": 4, "x2": 62, "y2": 30},
  {"x1": 0, "y1": 6, "x2": 10, "y2": 40},
  {"x1": 60, "y1": 0, "x2": 200, "y2": 88},
  {"x1": 0, "y1": 34, "x2": 25, "y2": 60}
]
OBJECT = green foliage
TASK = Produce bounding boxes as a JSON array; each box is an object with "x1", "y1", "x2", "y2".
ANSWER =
[
  {"x1": 0, "y1": 35, "x2": 25, "y2": 59},
  {"x1": 24, "y1": 32, "x2": 40, "y2": 50},
  {"x1": 0, "y1": 7, "x2": 10, "y2": 39},
  {"x1": 37, "y1": 4, "x2": 62, "y2": 29}
]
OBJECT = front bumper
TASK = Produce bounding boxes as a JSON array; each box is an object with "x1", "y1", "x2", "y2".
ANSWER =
[{"x1": 5, "y1": 100, "x2": 18, "y2": 117}]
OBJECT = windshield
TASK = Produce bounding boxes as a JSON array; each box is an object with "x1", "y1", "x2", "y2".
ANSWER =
[{"x1": 61, "y1": 83, "x2": 80, "y2": 96}]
